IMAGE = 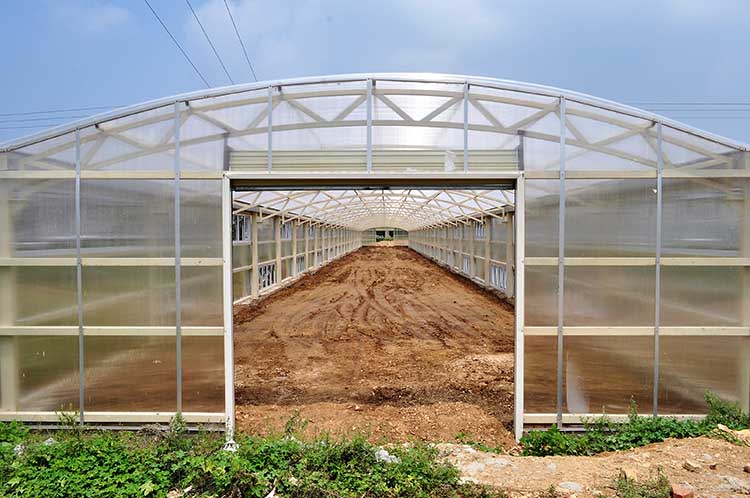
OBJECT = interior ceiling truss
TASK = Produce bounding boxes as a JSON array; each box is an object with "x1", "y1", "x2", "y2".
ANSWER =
[{"x1": 232, "y1": 188, "x2": 514, "y2": 231}]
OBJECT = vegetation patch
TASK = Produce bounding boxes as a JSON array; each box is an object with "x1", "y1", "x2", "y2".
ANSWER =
[
  {"x1": 0, "y1": 416, "x2": 504, "y2": 498},
  {"x1": 614, "y1": 469, "x2": 671, "y2": 498},
  {"x1": 521, "y1": 392, "x2": 748, "y2": 456}
]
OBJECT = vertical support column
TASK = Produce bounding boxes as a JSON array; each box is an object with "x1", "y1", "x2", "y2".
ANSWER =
[
  {"x1": 484, "y1": 217, "x2": 491, "y2": 287},
  {"x1": 653, "y1": 123, "x2": 664, "y2": 416},
  {"x1": 304, "y1": 221, "x2": 310, "y2": 270},
  {"x1": 173, "y1": 102, "x2": 183, "y2": 414},
  {"x1": 740, "y1": 151, "x2": 750, "y2": 413},
  {"x1": 314, "y1": 225, "x2": 319, "y2": 267},
  {"x1": 75, "y1": 129, "x2": 84, "y2": 424},
  {"x1": 267, "y1": 86, "x2": 273, "y2": 172},
  {"x1": 556, "y1": 97, "x2": 567, "y2": 428},
  {"x1": 250, "y1": 212, "x2": 259, "y2": 298},
  {"x1": 514, "y1": 176, "x2": 526, "y2": 441},
  {"x1": 0, "y1": 152, "x2": 19, "y2": 412},
  {"x1": 469, "y1": 220, "x2": 476, "y2": 278},
  {"x1": 274, "y1": 217, "x2": 282, "y2": 285},
  {"x1": 506, "y1": 213, "x2": 515, "y2": 299},
  {"x1": 291, "y1": 221, "x2": 298, "y2": 277},
  {"x1": 221, "y1": 175, "x2": 237, "y2": 447},
  {"x1": 458, "y1": 224, "x2": 464, "y2": 272},
  {"x1": 366, "y1": 79, "x2": 373, "y2": 173},
  {"x1": 463, "y1": 81, "x2": 469, "y2": 173}
]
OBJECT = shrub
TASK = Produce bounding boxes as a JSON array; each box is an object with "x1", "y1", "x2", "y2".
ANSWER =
[{"x1": 521, "y1": 392, "x2": 746, "y2": 457}]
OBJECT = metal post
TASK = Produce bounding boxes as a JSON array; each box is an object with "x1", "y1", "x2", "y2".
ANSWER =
[
  {"x1": 75, "y1": 129, "x2": 84, "y2": 425},
  {"x1": 291, "y1": 221, "x2": 298, "y2": 277},
  {"x1": 250, "y1": 212, "x2": 259, "y2": 298},
  {"x1": 484, "y1": 217, "x2": 491, "y2": 287},
  {"x1": 366, "y1": 79, "x2": 373, "y2": 173},
  {"x1": 514, "y1": 176, "x2": 526, "y2": 441},
  {"x1": 274, "y1": 217, "x2": 282, "y2": 285},
  {"x1": 463, "y1": 82, "x2": 469, "y2": 173},
  {"x1": 653, "y1": 123, "x2": 663, "y2": 416},
  {"x1": 469, "y1": 220, "x2": 476, "y2": 278},
  {"x1": 173, "y1": 102, "x2": 183, "y2": 414},
  {"x1": 267, "y1": 86, "x2": 274, "y2": 172},
  {"x1": 304, "y1": 221, "x2": 310, "y2": 270},
  {"x1": 458, "y1": 224, "x2": 464, "y2": 273},
  {"x1": 506, "y1": 213, "x2": 515, "y2": 298},
  {"x1": 556, "y1": 97, "x2": 567, "y2": 428},
  {"x1": 314, "y1": 225, "x2": 319, "y2": 267},
  {"x1": 221, "y1": 175, "x2": 237, "y2": 449}
]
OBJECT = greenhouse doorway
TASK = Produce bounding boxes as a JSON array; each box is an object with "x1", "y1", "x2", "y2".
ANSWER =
[{"x1": 224, "y1": 174, "x2": 523, "y2": 446}]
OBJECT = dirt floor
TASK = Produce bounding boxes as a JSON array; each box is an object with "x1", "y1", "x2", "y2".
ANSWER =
[
  {"x1": 440, "y1": 436, "x2": 750, "y2": 497},
  {"x1": 233, "y1": 246, "x2": 516, "y2": 447}
]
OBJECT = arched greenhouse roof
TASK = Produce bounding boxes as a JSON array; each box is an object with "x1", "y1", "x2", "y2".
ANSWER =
[
  {"x1": 3, "y1": 73, "x2": 748, "y2": 231},
  {"x1": 2, "y1": 73, "x2": 748, "y2": 152}
]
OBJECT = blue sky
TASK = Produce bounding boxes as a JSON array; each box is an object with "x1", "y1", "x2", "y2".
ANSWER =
[{"x1": 1, "y1": 0, "x2": 749, "y2": 144}]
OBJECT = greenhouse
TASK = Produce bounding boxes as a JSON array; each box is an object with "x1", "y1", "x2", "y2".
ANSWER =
[{"x1": 0, "y1": 73, "x2": 748, "y2": 442}]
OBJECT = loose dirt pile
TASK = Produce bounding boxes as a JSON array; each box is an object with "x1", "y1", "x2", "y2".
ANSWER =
[
  {"x1": 234, "y1": 246, "x2": 516, "y2": 447},
  {"x1": 440, "y1": 436, "x2": 750, "y2": 497}
]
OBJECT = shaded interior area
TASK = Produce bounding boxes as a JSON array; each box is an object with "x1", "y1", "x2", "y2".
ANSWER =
[{"x1": 233, "y1": 246, "x2": 516, "y2": 446}]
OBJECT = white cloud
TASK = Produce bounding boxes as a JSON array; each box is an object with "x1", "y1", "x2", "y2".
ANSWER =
[{"x1": 53, "y1": 1, "x2": 133, "y2": 34}]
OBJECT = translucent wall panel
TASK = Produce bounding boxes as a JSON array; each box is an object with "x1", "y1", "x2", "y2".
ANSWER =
[
  {"x1": 84, "y1": 336, "x2": 176, "y2": 411},
  {"x1": 182, "y1": 336, "x2": 224, "y2": 412},
  {"x1": 82, "y1": 267, "x2": 175, "y2": 326},
  {"x1": 525, "y1": 180, "x2": 558, "y2": 257},
  {"x1": 659, "y1": 337, "x2": 748, "y2": 414},
  {"x1": 81, "y1": 180, "x2": 174, "y2": 258},
  {"x1": 565, "y1": 180, "x2": 657, "y2": 257},
  {"x1": 662, "y1": 178, "x2": 749, "y2": 257},
  {"x1": 524, "y1": 336, "x2": 557, "y2": 412},
  {"x1": 489, "y1": 218, "x2": 507, "y2": 262},
  {"x1": 1, "y1": 179, "x2": 76, "y2": 256},
  {"x1": 563, "y1": 336, "x2": 653, "y2": 414},
  {"x1": 525, "y1": 266, "x2": 557, "y2": 326},
  {"x1": 15, "y1": 336, "x2": 79, "y2": 411},
  {"x1": 14, "y1": 266, "x2": 78, "y2": 326},
  {"x1": 181, "y1": 180, "x2": 222, "y2": 258},
  {"x1": 182, "y1": 267, "x2": 222, "y2": 326},
  {"x1": 564, "y1": 267, "x2": 655, "y2": 326},
  {"x1": 661, "y1": 266, "x2": 744, "y2": 326}
]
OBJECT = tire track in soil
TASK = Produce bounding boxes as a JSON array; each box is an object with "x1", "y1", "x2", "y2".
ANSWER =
[{"x1": 233, "y1": 246, "x2": 516, "y2": 448}]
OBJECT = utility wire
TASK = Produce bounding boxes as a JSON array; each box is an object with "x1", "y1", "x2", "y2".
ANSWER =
[
  {"x1": 143, "y1": 0, "x2": 211, "y2": 88},
  {"x1": 186, "y1": 0, "x2": 234, "y2": 85},
  {"x1": 0, "y1": 115, "x2": 88, "y2": 124},
  {"x1": 223, "y1": 0, "x2": 258, "y2": 82},
  {"x1": 0, "y1": 105, "x2": 121, "y2": 117},
  {"x1": 628, "y1": 101, "x2": 750, "y2": 106}
]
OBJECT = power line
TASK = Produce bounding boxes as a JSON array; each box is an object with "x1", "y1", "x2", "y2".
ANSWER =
[
  {"x1": 0, "y1": 124, "x2": 71, "y2": 130},
  {"x1": 0, "y1": 115, "x2": 88, "y2": 124},
  {"x1": 223, "y1": 0, "x2": 258, "y2": 82},
  {"x1": 0, "y1": 105, "x2": 121, "y2": 117},
  {"x1": 186, "y1": 0, "x2": 235, "y2": 85},
  {"x1": 628, "y1": 101, "x2": 750, "y2": 106},
  {"x1": 143, "y1": 0, "x2": 211, "y2": 88}
]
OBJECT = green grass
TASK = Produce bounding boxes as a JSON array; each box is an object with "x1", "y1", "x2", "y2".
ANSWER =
[
  {"x1": 0, "y1": 417, "x2": 504, "y2": 498},
  {"x1": 614, "y1": 469, "x2": 671, "y2": 498},
  {"x1": 521, "y1": 391, "x2": 749, "y2": 457}
]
